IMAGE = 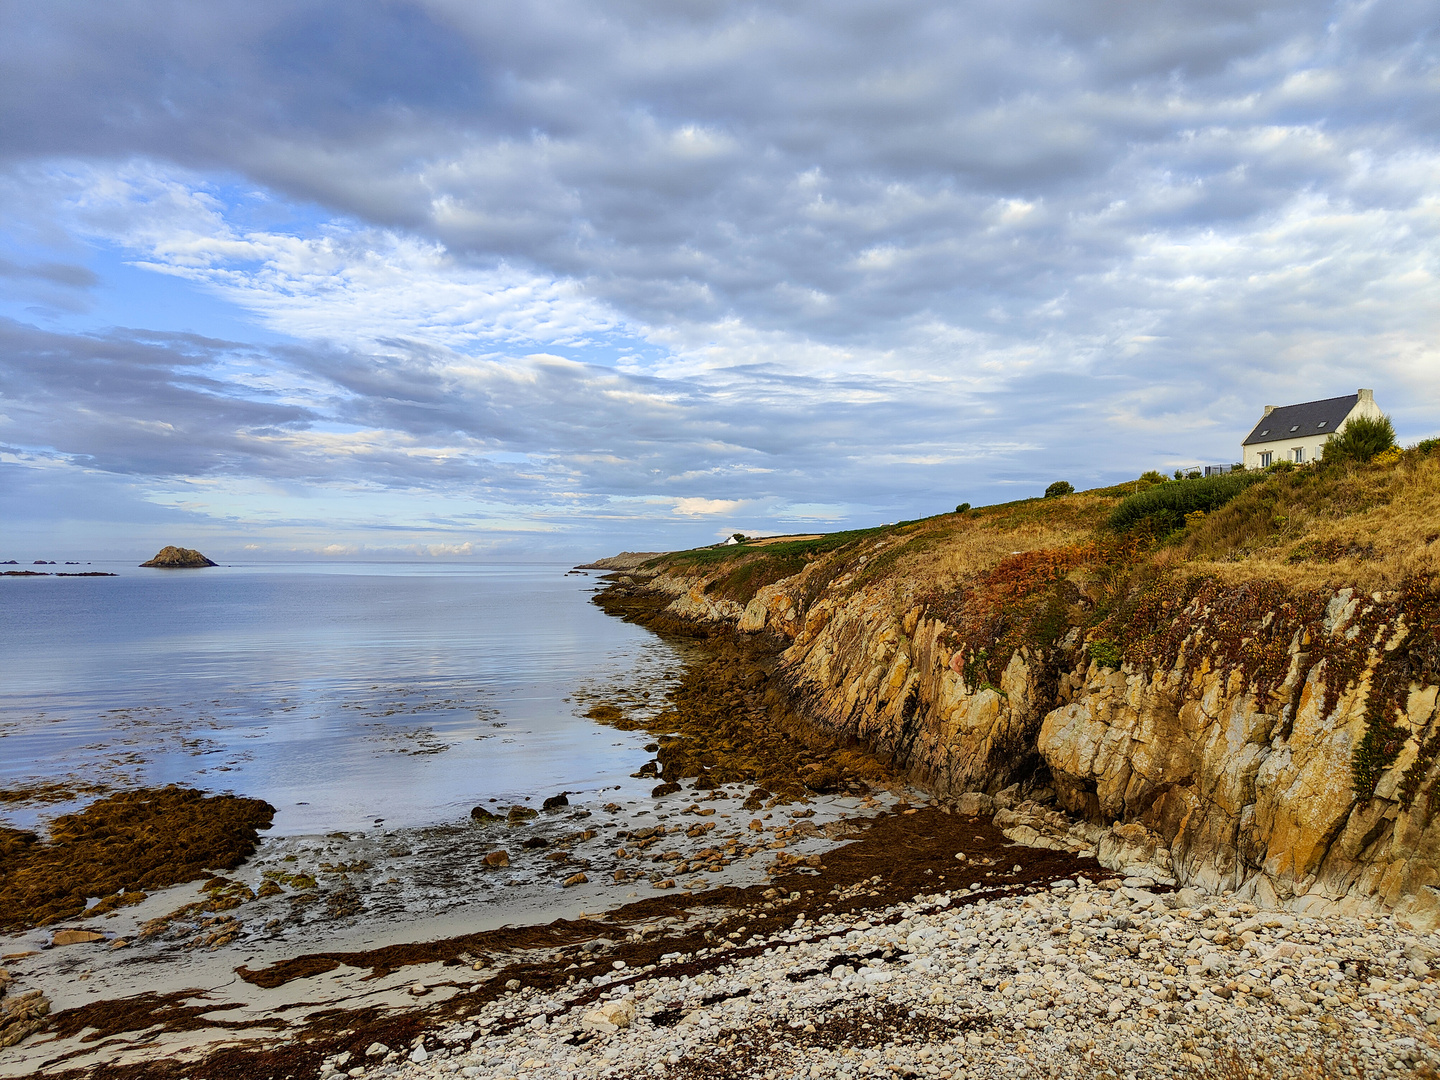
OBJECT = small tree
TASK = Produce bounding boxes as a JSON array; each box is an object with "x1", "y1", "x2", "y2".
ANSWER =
[
  {"x1": 1138, "y1": 470, "x2": 1167, "y2": 484},
  {"x1": 1323, "y1": 415, "x2": 1398, "y2": 464},
  {"x1": 731, "y1": 533, "x2": 748, "y2": 543},
  {"x1": 955, "y1": 502, "x2": 971, "y2": 513},
  {"x1": 1045, "y1": 481, "x2": 1074, "y2": 498}
]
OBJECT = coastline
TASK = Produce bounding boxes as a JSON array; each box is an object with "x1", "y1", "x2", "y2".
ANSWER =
[
  {"x1": 0, "y1": 570, "x2": 922, "y2": 1076},
  {"x1": 4, "y1": 566, "x2": 1439, "y2": 1079}
]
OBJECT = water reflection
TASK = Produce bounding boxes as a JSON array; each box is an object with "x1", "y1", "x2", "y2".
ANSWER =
[{"x1": 0, "y1": 563, "x2": 681, "y2": 834}]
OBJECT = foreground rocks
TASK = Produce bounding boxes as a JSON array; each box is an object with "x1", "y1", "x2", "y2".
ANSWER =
[
  {"x1": 327, "y1": 873, "x2": 1440, "y2": 1080},
  {"x1": 0, "y1": 969, "x2": 49, "y2": 1051}
]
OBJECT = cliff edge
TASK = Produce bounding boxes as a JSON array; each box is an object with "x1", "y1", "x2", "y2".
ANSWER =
[
  {"x1": 599, "y1": 449, "x2": 1440, "y2": 927},
  {"x1": 140, "y1": 545, "x2": 217, "y2": 568}
]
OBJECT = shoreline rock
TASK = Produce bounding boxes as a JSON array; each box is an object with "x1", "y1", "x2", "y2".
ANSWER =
[{"x1": 597, "y1": 557, "x2": 1440, "y2": 930}]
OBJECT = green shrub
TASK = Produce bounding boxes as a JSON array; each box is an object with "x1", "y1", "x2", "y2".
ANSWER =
[
  {"x1": 1108, "y1": 472, "x2": 1266, "y2": 535},
  {"x1": 956, "y1": 502, "x2": 971, "y2": 513},
  {"x1": 1089, "y1": 639, "x2": 1123, "y2": 670},
  {"x1": 1322, "y1": 414, "x2": 1397, "y2": 464},
  {"x1": 1138, "y1": 470, "x2": 1167, "y2": 484},
  {"x1": 1045, "y1": 481, "x2": 1074, "y2": 498},
  {"x1": 1412, "y1": 437, "x2": 1440, "y2": 456}
]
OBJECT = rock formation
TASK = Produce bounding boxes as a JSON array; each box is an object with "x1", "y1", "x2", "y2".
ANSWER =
[
  {"x1": 140, "y1": 545, "x2": 217, "y2": 568},
  {"x1": 607, "y1": 527, "x2": 1440, "y2": 929}
]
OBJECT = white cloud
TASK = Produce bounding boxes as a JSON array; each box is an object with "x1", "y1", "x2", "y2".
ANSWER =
[
  {"x1": 54, "y1": 162, "x2": 634, "y2": 354},
  {"x1": 672, "y1": 497, "x2": 749, "y2": 516}
]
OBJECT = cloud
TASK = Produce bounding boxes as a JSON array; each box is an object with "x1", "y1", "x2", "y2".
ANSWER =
[
  {"x1": 2, "y1": 1, "x2": 1439, "y2": 555},
  {"x1": 0, "y1": 256, "x2": 97, "y2": 288},
  {"x1": 672, "y1": 497, "x2": 749, "y2": 517}
]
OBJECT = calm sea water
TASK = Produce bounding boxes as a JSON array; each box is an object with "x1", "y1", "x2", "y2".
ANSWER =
[{"x1": 0, "y1": 563, "x2": 680, "y2": 835}]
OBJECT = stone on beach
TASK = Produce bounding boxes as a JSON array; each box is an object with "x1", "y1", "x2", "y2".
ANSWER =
[
  {"x1": 580, "y1": 998, "x2": 635, "y2": 1032},
  {"x1": 482, "y1": 850, "x2": 510, "y2": 868},
  {"x1": 0, "y1": 990, "x2": 50, "y2": 1049},
  {"x1": 381, "y1": 872, "x2": 1440, "y2": 1080}
]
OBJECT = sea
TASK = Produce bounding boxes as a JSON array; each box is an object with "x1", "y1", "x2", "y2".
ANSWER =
[{"x1": 0, "y1": 562, "x2": 683, "y2": 835}]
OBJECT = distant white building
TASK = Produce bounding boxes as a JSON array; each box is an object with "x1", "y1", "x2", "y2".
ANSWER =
[{"x1": 1241, "y1": 389, "x2": 1383, "y2": 469}]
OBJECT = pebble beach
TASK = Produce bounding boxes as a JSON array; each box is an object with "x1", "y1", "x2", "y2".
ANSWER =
[{"x1": 322, "y1": 868, "x2": 1440, "y2": 1080}]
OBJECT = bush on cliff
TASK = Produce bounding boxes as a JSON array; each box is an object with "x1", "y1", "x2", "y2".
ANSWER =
[
  {"x1": 1322, "y1": 414, "x2": 1397, "y2": 464},
  {"x1": 1108, "y1": 472, "x2": 1264, "y2": 535}
]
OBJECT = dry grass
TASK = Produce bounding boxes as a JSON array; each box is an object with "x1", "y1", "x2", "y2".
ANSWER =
[
  {"x1": 861, "y1": 495, "x2": 1118, "y2": 598},
  {"x1": 1181, "y1": 452, "x2": 1440, "y2": 592},
  {"x1": 647, "y1": 454, "x2": 1440, "y2": 613}
]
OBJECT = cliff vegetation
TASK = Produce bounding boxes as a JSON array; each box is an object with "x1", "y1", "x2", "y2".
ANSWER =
[{"x1": 611, "y1": 445, "x2": 1440, "y2": 926}]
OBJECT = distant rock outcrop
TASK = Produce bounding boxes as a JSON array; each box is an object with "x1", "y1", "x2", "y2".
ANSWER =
[
  {"x1": 575, "y1": 552, "x2": 661, "y2": 571},
  {"x1": 140, "y1": 546, "x2": 217, "y2": 568}
]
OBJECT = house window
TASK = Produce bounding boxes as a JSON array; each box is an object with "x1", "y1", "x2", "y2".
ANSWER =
[
  {"x1": 1292, "y1": 447, "x2": 1305, "y2": 463},
  {"x1": 1259, "y1": 451, "x2": 1272, "y2": 467},
  {"x1": 1317, "y1": 421, "x2": 1327, "y2": 428}
]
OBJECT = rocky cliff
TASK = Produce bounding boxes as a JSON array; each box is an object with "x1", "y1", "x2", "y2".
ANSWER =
[{"x1": 605, "y1": 455, "x2": 1440, "y2": 927}]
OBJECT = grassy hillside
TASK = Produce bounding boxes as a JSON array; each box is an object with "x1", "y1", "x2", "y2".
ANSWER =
[{"x1": 640, "y1": 448, "x2": 1440, "y2": 684}]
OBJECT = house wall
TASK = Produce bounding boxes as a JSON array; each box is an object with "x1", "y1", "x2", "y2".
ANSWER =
[{"x1": 1243, "y1": 433, "x2": 1331, "y2": 469}]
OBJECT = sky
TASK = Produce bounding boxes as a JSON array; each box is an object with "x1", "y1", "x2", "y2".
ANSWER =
[{"x1": 1, "y1": 0, "x2": 1437, "y2": 562}]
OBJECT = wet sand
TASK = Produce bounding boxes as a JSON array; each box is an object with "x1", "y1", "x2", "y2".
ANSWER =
[{"x1": 0, "y1": 802, "x2": 1096, "y2": 1079}]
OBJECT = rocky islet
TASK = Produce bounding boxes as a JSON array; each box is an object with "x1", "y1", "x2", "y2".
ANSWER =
[{"x1": 138, "y1": 546, "x2": 217, "y2": 568}]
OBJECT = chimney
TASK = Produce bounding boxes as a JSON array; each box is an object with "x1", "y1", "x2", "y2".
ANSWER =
[
  {"x1": 1263, "y1": 405, "x2": 1276, "y2": 417},
  {"x1": 1358, "y1": 388, "x2": 1374, "y2": 403}
]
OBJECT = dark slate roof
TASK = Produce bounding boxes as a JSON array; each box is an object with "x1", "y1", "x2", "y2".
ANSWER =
[{"x1": 1243, "y1": 393, "x2": 1358, "y2": 446}]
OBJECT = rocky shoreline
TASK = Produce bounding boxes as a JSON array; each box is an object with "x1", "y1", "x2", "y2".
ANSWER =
[
  {"x1": 5, "y1": 561, "x2": 1440, "y2": 1078},
  {"x1": 340, "y1": 863, "x2": 1440, "y2": 1080}
]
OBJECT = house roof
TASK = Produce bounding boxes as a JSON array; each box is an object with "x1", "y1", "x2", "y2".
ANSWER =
[{"x1": 1242, "y1": 393, "x2": 1358, "y2": 446}]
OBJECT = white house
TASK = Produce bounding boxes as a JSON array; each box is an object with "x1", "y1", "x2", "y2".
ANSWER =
[{"x1": 1241, "y1": 389, "x2": 1383, "y2": 469}]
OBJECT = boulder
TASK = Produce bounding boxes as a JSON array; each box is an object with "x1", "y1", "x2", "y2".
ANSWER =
[
  {"x1": 470, "y1": 806, "x2": 502, "y2": 824},
  {"x1": 581, "y1": 998, "x2": 636, "y2": 1032},
  {"x1": 0, "y1": 990, "x2": 49, "y2": 1049},
  {"x1": 507, "y1": 806, "x2": 538, "y2": 822},
  {"x1": 139, "y1": 546, "x2": 217, "y2": 568},
  {"x1": 542, "y1": 793, "x2": 570, "y2": 811},
  {"x1": 563, "y1": 872, "x2": 588, "y2": 887},
  {"x1": 50, "y1": 929, "x2": 105, "y2": 946},
  {"x1": 954, "y1": 792, "x2": 996, "y2": 816},
  {"x1": 482, "y1": 850, "x2": 510, "y2": 869}
]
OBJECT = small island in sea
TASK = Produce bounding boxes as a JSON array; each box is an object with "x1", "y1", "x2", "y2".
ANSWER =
[{"x1": 139, "y1": 545, "x2": 218, "y2": 568}]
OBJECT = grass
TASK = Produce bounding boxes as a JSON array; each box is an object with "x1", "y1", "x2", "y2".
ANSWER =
[{"x1": 640, "y1": 449, "x2": 1440, "y2": 618}]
